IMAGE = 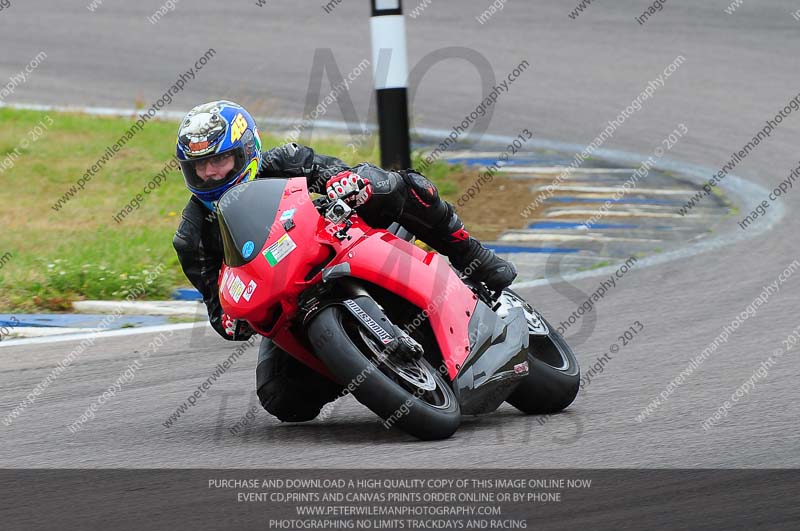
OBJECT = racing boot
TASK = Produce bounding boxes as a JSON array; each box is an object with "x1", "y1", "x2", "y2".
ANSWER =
[{"x1": 428, "y1": 208, "x2": 518, "y2": 292}]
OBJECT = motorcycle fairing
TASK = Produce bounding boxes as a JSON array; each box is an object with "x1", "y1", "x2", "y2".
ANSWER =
[
  {"x1": 455, "y1": 302, "x2": 529, "y2": 415},
  {"x1": 218, "y1": 179, "x2": 334, "y2": 327},
  {"x1": 217, "y1": 177, "x2": 479, "y2": 380},
  {"x1": 322, "y1": 231, "x2": 479, "y2": 380}
]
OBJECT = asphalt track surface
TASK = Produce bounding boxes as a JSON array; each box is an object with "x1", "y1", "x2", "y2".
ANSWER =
[{"x1": 2, "y1": 1, "x2": 800, "y2": 472}]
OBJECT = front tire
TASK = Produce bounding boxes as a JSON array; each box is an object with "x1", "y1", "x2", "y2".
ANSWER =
[
  {"x1": 503, "y1": 290, "x2": 580, "y2": 414},
  {"x1": 308, "y1": 306, "x2": 461, "y2": 440}
]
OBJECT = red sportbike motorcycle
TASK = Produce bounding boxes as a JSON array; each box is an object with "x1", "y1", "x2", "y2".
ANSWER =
[{"x1": 217, "y1": 178, "x2": 579, "y2": 440}]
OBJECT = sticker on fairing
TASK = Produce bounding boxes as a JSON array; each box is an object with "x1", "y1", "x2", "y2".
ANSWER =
[
  {"x1": 229, "y1": 276, "x2": 246, "y2": 303},
  {"x1": 242, "y1": 280, "x2": 257, "y2": 302},
  {"x1": 279, "y1": 209, "x2": 296, "y2": 221},
  {"x1": 242, "y1": 240, "x2": 255, "y2": 259},
  {"x1": 263, "y1": 233, "x2": 296, "y2": 266}
]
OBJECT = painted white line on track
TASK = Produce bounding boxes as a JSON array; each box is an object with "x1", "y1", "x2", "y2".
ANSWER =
[
  {"x1": 73, "y1": 300, "x2": 204, "y2": 317},
  {"x1": 531, "y1": 185, "x2": 693, "y2": 195},
  {"x1": 499, "y1": 167, "x2": 636, "y2": 174},
  {"x1": 498, "y1": 233, "x2": 661, "y2": 243},
  {"x1": 0, "y1": 102, "x2": 188, "y2": 121},
  {"x1": 523, "y1": 181, "x2": 638, "y2": 189},
  {"x1": 6, "y1": 327, "x2": 105, "y2": 339},
  {"x1": 543, "y1": 209, "x2": 702, "y2": 219},
  {"x1": 0, "y1": 322, "x2": 210, "y2": 348},
  {"x1": 542, "y1": 204, "x2": 706, "y2": 212}
]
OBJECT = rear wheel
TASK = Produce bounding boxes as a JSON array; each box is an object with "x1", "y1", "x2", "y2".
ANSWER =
[
  {"x1": 503, "y1": 289, "x2": 580, "y2": 414},
  {"x1": 308, "y1": 306, "x2": 461, "y2": 440}
]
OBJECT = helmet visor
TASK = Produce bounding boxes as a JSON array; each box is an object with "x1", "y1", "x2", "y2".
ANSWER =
[{"x1": 180, "y1": 147, "x2": 248, "y2": 191}]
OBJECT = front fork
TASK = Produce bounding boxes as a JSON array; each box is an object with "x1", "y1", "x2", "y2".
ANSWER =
[{"x1": 298, "y1": 279, "x2": 424, "y2": 363}]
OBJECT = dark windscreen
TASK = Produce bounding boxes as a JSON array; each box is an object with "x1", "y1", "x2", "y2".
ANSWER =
[{"x1": 217, "y1": 179, "x2": 288, "y2": 267}]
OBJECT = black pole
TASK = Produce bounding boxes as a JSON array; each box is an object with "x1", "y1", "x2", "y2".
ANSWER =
[{"x1": 370, "y1": 0, "x2": 411, "y2": 170}]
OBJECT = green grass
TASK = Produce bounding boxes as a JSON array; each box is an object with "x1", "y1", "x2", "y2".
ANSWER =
[
  {"x1": 577, "y1": 259, "x2": 613, "y2": 272},
  {"x1": 0, "y1": 108, "x2": 458, "y2": 311}
]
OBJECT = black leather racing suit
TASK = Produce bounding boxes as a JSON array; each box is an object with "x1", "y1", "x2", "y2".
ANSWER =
[{"x1": 172, "y1": 142, "x2": 513, "y2": 422}]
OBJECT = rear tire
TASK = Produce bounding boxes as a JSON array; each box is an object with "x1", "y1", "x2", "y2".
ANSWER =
[
  {"x1": 503, "y1": 290, "x2": 580, "y2": 414},
  {"x1": 308, "y1": 306, "x2": 461, "y2": 440}
]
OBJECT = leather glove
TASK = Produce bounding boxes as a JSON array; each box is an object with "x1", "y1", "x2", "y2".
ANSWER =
[
  {"x1": 217, "y1": 312, "x2": 255, "y2": 341},
  {"x1": 325, "y1": 170, "x2": 372, "y2": 207}
]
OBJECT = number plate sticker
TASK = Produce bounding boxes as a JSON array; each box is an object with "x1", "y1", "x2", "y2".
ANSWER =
[{"x1": 263, "y1": 233, "x2": 297, "y2": 267}]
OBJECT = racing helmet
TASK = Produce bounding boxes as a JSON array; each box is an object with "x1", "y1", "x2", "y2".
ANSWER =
[{"x1": 176, "y1": 100, "x2": 262, "y2": 211}]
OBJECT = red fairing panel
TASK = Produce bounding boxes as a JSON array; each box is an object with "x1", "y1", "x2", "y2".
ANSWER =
[
  {"x1": 218, "y1": 179, "x2": 334, "y2": 377},
  {"x1": 218, "y1": 179, "x2": 328, "y2": 327},
  {"x1": 332, "y1": 232, "x2": 478, "y2": 379}
]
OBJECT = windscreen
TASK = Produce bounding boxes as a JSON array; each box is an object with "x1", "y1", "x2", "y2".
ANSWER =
[{"x1": 217, "y1": 179, "x2": 288, "y2": 267}]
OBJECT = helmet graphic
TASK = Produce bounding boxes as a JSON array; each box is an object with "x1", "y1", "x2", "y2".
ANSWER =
[{"x1": 176, "y1": 100, "x2": 262, "y2": 211}]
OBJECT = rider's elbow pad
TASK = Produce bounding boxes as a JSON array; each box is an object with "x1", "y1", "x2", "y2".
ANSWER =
[{"x1": 172, "y1": 230, "x2": 193, "y2": 256}]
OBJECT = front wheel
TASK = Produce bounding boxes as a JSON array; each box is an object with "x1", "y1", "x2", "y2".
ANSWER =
[
  {"x1": 503, "y1": 290, "x2": 580, "y2": 414},
  {"x1": 308, "y1": 306, "x2": 461, "y2": 440}
]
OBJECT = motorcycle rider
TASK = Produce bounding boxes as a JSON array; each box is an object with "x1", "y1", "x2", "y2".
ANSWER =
[{"x1": 173, "y1": 100, "x2": 517, "y2": 422}]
